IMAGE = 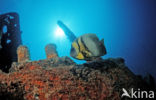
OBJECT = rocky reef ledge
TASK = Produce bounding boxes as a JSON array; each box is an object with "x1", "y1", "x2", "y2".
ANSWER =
[{"x1": 0, "y1": 57, "x2": 155, "y2": 100}]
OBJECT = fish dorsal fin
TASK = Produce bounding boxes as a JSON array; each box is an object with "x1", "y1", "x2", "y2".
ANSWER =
[{"x1": 100, "y1": 39, "x2": 104, "y2": 45}]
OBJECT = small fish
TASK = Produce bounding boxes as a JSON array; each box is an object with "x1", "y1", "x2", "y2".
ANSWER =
[{"x1": 70, "y1": 33, "x2": 107, "y2": 61}]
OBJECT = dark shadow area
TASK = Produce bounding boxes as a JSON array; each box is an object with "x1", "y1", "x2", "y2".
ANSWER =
[{"x1": 0, "y1": 12, "x2": 22, "y2": 72}]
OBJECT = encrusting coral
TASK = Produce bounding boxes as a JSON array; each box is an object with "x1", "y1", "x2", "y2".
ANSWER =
[
  {"x1": 17, "y1": 45, "x2": 30, "y2": 63},
  {"x1": 0, "y1": 44, "x2": 155, "y2": 100},
  {"x1": 45, "y1": 44, "x2": 58, "y2": 59}
]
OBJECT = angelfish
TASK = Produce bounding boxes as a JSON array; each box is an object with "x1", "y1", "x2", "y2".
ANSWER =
[{"x1": 70, "y1": 33, "x2": 107, "y2": 61}]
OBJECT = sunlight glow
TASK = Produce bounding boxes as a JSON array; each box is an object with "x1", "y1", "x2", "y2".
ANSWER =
[{"x1": 54, "y1": 26, "x2": 65, "y2": 38}]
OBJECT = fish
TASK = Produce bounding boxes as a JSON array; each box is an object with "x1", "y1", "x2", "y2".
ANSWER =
[
  {"x1": 57, "y1": 20, "x2": 76, "y2": 42},
  {"x1": 70, "y1": 33, "x2": 107, "y2": 61}
]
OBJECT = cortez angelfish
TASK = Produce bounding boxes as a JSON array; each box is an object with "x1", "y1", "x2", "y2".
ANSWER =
[{"x1": 70, "y1": 33, "x2": 107, "y2": 61}]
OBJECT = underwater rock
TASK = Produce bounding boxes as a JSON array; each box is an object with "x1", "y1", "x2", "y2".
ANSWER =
[{"x1": 0, "y1": 57, "x2": 155, "y2": 100}]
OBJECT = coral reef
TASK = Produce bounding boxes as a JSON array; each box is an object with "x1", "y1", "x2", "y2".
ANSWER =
[{"x1": 0, "y1": 56, "x2": 155, "y2": 100}]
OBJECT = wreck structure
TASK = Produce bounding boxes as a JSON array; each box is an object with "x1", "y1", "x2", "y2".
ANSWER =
[
  {"x1": 17, "y1": 45, "x2": 30, "y2": 63},
  {"x1": 0, "y1": 12, "x2": 22, "y2": 72},
  {"x1": 0, "y1": 13, "x2": 155, "y2": 100},
  {"x1": 45, "y1": 44, "x2": 58, "y2": 59}
]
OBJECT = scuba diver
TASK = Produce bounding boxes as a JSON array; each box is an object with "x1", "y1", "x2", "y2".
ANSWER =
[{"x1": 57, "y1": 20, "x2": 107, "y2": 61}]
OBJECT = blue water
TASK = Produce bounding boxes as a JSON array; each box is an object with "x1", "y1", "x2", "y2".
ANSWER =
[{"x1": 0, "y1": 0, "x2": 156, "y2": 78}]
